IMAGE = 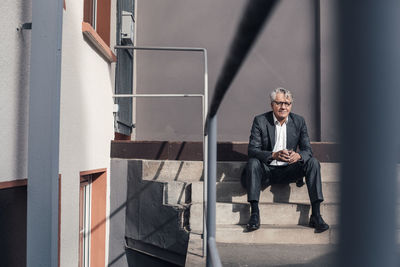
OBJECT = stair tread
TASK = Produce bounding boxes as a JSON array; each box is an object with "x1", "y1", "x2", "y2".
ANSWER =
[
  {"x1": 216, "y1": 224, "x2": 338, "y2": 244},
  {"x1": 217, "y1": 224, "x2": 338, "y2": 229},
  {"x1": 192, "y1": 180, "x2": 339, "y2": 185},
  {"x1": 191, "y1": 180, "x2": 341, "y2": 204},
  {"x1": 215, "y1": 201, "x2": 337, "y2": 206},
  {"x1": 140, "y1": 159, "x2": 341, "y2": 182}
]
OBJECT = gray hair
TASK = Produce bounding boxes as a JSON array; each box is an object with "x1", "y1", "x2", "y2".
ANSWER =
[{"x1": 270, "y1": 87, "x2": 293, "y2": 103}]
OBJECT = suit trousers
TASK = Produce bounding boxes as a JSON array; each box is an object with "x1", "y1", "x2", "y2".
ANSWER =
[{"x1": 246, "y1": 157, "x2": 324, "y2": 204}]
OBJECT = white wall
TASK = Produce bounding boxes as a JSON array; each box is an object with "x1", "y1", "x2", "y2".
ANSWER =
[
  {"x1": 59, "y1": 0, "x2": 115, "y2": 266},
  {"x1": 0, "y1": 0, "x2": 31, "y2": 182},
  {"x1": 0, "y1": 0, "x2": 116, "y2": 265}
]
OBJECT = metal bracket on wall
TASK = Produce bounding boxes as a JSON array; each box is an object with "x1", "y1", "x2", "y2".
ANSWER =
[
  {"x1": 17, "y1": 22, "x2": 32, "y2": 32},
  {"x1": 117, "y1": 120, "x2": 135, "y2": 129}
]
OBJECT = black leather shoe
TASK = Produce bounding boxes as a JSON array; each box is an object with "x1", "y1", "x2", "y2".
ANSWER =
[
  {"x1": 246, "y1": 212, "x2": 260, "y2": 231},
  {"x1": 296, "y1": 178, "x2": 305, "y2": 187},
  {"x1": 309, "y1": 214, "x2": 329, "y2": 233}
]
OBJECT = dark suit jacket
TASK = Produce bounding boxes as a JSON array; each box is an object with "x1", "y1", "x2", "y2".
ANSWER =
[{"x1": 248, "y1": 111, "x2": 313, "y2": 165}]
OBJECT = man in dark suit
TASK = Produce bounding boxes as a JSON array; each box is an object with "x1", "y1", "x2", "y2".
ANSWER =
[{"x1": 246, "y1": 87, "x2": 329, "y2": 233}]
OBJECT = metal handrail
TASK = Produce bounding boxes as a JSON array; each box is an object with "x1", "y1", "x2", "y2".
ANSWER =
[
  {"x1": 113, "y1": 45, "x2": 209, "y2": 256},
  {"x1": 205, "y1": 1, "x2": 278, "y2": 266},
  {"x1": 112, "y1": 94, "x2": 203, "y2": 98}
]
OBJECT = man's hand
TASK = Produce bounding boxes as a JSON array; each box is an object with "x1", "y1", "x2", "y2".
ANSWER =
[
  {"x1": 272, "y1": 150, "x2": 301, "y2": 164},
  {"x1": 272, "y1": 150, "x2": 290, "y2": 162},
  {"x1": 288, "y1": 150, "x2": 301, "y2": 164}
]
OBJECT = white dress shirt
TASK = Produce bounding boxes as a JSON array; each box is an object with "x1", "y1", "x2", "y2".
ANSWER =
[{"x1": 270, "y1": 114, "x2": 289, "y2": 166}]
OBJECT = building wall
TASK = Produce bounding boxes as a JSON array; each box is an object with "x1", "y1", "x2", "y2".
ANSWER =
[
  {"x1": 1, "y1": 0, "x2": 116, "y2": 266},
  {"x1": 0, "y1": 0, "x2": 31, "y2": 183},
  {"x1": 59, "y1": 0, "x2": 115, "y2": 266},
  {"x1": 134, "y1": 0, "x2": 339, "y2": 142},
  {"x1": 0, "y1": 2, "x2": 31, "y2": 264}
]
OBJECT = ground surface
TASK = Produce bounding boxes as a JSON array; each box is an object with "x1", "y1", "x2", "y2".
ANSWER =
[{"x1": 217, "y1": 244, "x2": 338, "y2": 267}]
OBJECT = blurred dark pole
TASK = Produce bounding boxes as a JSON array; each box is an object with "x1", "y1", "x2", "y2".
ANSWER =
[
  {"x1": 207, "y1": 0, "x2": 278, "y2": 120},
  {"x1": 338, "y1": 1, "x2": 400, "y2": 266}
]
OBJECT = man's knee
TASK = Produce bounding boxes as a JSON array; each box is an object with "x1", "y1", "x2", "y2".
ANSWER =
[
  {"x1": 248, "y1": 158, "x2": 262, "y2": 171},
  {"x1": 305, "y1": 157, "x2": 320, "y2": 170}
]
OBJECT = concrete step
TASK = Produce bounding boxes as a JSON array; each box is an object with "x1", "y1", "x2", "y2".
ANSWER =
[
  {"x1": 163, "y1": 181, "x2": 189, "y2": 205},
  {"x1": 216, "y1": 225, "x2": 400, "y2": 245},
  {"x1": 139, "y1": 159, "x2": 341, "y2": 182},
  {"x1": 216, "y1": 224, "x2": 338, "y2": 244},
  {"x1": 191, "y1": 181, "x2": 339, "y2": 204},
  {"x1": 217, "y1": 243, "x2": 338, "y2": 267},
  {"x1": 141, "y1": 160, "x2": 204, "y2": 182},
  {"x1": 184, "y1": 233, "x2": 205, "y2": 267},
  {"x1": 189, "y1": 202, "x2": 338, "y2": 233}
]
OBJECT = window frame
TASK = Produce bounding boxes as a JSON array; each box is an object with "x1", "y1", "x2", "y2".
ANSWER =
[{"x1": 82, "y1": 0, "x2": 116, "y2": 62}]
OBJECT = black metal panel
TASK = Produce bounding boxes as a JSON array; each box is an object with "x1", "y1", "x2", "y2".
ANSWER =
[
  {"x1": 115, "y1": 0, "x2": 134, "y2": 136},
  {"x1": 0, "y1": 186, "x2": 27, "y2": 267}
]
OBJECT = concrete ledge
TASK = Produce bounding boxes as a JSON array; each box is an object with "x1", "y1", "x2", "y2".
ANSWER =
[{"x1": 129, "y1": 159, "x2": 340, "y2": 183}]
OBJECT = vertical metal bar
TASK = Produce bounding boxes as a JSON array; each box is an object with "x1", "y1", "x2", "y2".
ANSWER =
[
  {"x1": 206, "y1": 116, "x2": 217, "y2": 267},
  {"x1": 202, "y1": 49, "x2": 209, "y2": 257},
  {"x1": 27, "y1": 0, "x2": 63, "y2": 265},
  {"x1": 132, "y1": 0, "x2": 138, "y2": 140},
  {"x1": 337, "y1": 1, "x2": 400, "y2": 266}
]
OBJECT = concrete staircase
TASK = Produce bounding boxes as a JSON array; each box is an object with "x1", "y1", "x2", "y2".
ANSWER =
[
  {"x1": 110, "y1": 159, "x2": 341, "y2": 266},
  {"x1": 189, "y1": 162, "x2": 340, "y2": 245},
  {"x1": 136, "y1": 160, "x2": 342, "y2": 266}
]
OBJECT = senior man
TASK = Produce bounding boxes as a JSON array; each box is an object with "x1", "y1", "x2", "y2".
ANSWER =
[{"x1": 245, "y1": 87, "x2": 329, "y2": 233}]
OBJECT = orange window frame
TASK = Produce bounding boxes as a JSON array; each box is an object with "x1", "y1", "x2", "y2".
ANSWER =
[
  {"x1": 83, "y1": 0, "x2": 111, "y2": 46},
  {"x1": 78, "y1": 169, "x2": 107, "y2": 267}
]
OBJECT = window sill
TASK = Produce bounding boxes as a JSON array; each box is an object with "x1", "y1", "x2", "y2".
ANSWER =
[{"x1": 82, "y1": 22, "x2": 117, "y2": 63}]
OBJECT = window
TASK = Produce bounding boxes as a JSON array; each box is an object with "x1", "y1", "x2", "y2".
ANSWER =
[
  {"x1": 78, "y1": 169, "x2": 107, "y2": 267},
  {"x1": 82, "y1": 0, "x2": 116, "y2": 61},
  {"x1": 84, "y1": 0, "x2": 97, "y2": 29},
  {"x1": 79, "y1": 177, "x2": 91, "y2": 267}
]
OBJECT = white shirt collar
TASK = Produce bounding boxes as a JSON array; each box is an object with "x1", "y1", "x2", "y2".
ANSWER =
[{"x1": 273, "y1": 113, "x2": 289, "y2": 125}]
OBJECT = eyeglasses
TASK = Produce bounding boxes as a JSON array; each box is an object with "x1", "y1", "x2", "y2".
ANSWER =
[{"x1": 273, "y1": 101, "x2": 292, "y2": 107}]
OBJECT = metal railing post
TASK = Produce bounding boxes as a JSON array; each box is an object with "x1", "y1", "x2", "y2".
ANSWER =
[
  {"x1": 202, "y1": 48, "x2": 209, "y2": 257},
  {"x1": 206, "y1": 115, "x2": 222, "y2": 267}
]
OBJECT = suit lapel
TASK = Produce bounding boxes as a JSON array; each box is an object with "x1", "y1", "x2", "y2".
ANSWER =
[{"x1": 266, "y1": 112, "x2": 276, "y2": 149}]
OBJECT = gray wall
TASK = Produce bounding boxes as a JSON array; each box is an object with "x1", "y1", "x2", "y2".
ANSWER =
[
  {"x1": 134, "y1": 0, "x2": 338, "y2": 142},
  {"x1": 109, "y1": 159, "x2": 129, "y2": 267},
  {"x1": 320, "y1": 0, "x2": 339, "y2": 142},
  {"x1": 0, "y1": 0, "x2": 31, "y2": 182}
]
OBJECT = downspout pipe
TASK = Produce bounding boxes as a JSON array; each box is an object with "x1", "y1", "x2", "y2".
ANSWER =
[{"x1": 27, "y1": 0, "x2": 63, "y2": 266}]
